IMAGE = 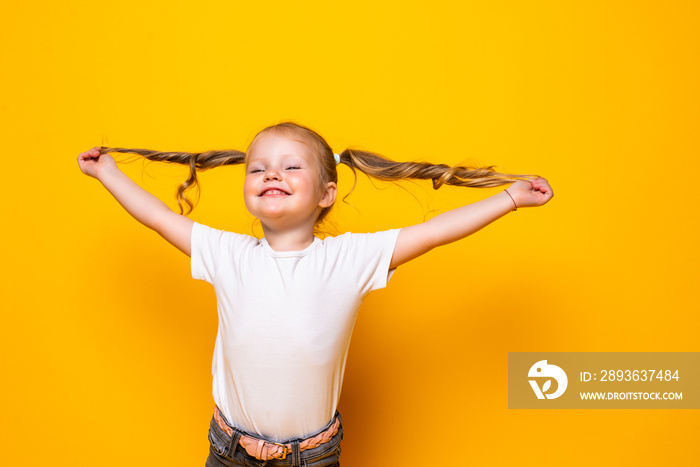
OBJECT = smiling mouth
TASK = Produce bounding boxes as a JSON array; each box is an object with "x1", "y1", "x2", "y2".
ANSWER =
[{"x1": 260, "y1": 189, "x2": 290, "y2": 196}]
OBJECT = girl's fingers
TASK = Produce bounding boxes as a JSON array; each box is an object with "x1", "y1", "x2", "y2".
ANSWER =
[
  {"x1": 531, "y1": 179, "x2": 553, "y2": 203},
  {"x1": 533, "y1": 179, "x2": 550, "y2": 190},
  {"x1": 78, "y1": 150, "x2": 99, "y2": 162}
]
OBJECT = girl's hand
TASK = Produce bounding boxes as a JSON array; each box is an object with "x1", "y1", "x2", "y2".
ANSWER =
[
  {"x1": 77, "y1": 147, "x2": 117, "y2": 180},
  {"x1": 507, "y1": 177, "x2": 554, "y2": 208}
]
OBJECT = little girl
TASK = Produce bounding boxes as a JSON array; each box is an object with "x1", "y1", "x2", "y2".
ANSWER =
[{"x1": 77, "y1": 121, "x2": 553, "y2": 467}]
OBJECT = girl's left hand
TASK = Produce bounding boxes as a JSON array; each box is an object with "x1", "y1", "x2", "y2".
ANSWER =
[{"x1": 507, "y1": 177, "x2": 554, "y2": 209}]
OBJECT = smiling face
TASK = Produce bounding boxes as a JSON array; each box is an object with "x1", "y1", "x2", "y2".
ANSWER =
[{"x1": 243, "y1": 132, "x2": 335, "y2": 231}]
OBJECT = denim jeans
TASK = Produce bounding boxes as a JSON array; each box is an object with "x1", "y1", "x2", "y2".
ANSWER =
[{"x1": 205, "y1": 408, "x2": 343, "y2": 467}]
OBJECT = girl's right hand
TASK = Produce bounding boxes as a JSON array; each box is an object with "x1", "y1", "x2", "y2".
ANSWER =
[
  {"x1": 77, "y1": 147, "x2": 118, "y2": 179},
  {"x1": 507, "y1": 177, "x2": 553, "y2": 208}
]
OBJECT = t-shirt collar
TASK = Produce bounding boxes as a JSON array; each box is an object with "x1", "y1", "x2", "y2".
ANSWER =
[{"x1": 259, "y1": 236, "x2": 322, "y2": 257}]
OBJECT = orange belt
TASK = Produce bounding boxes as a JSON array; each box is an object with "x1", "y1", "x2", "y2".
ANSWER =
[{"x1": 214, "y1": 406, "x2": 340, "y2": 461}]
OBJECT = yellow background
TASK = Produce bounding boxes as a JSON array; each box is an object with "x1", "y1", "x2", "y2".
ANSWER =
[{"x1": 2, "y1": 1, "x2": 699, "y2": 465}]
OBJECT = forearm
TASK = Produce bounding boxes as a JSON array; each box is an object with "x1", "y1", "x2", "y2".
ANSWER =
[
  {"x1": 97, "y1": 165, "x2": 173, "y2": 229},
  {"x1": 426, "y1": 190, "x2": 515, "y2": 246}
]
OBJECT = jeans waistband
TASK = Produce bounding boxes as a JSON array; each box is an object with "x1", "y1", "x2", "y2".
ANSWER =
[{"x1": 211, "y1": 406, "x2": 343, "y2": 466}]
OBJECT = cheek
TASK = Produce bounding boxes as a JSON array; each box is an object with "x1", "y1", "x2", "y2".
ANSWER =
[
  {"x1": 243, "y1": 178, "x2": 255, "y2": 195},
  {"x1": 242, "y1": 185, "x2": 255, "y2": 212},
  {"x1": 299, "y1": 174, "x2": 322, "y2": 192}
]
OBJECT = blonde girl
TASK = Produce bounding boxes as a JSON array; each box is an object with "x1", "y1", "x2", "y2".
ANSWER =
[{"x1": 77, "y1": 121, "x2": 553, "y2": 467}]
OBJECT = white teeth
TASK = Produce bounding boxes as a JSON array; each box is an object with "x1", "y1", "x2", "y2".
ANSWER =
[{"x1": 263, "y1": 189, "x2": 287, "y2": 195}]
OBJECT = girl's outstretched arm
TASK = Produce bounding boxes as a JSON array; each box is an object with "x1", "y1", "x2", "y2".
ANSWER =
[
  {"x1": 78, "y1": 146, "x2": 194, "y2": 257},
  {"x1": 389, "y1": 177, "x2": 553, "y2": 269}
]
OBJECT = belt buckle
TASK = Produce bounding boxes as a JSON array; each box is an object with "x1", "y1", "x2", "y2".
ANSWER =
[{"x1": 273, "y1": 442, "x2": 288, "y2": 460}]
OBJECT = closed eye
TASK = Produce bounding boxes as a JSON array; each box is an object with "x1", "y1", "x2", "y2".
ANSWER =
[{"x1": 248, "y1": 166, "x2": 300, "y2": 173}]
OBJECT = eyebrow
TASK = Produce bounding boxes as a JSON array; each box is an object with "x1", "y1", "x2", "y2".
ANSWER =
[{"x1": 247, "y1": 154, "x2": 305, "y2": 163}]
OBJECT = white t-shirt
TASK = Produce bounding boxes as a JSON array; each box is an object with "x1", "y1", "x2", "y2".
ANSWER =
[{"x1": 191, "y1": 221, "x2": 401, "y2": 441}]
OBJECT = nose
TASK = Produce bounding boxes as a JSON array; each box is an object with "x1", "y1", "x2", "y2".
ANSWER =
[{"x1": 264, "y1": 168, "x2": 281, "y2": 181}]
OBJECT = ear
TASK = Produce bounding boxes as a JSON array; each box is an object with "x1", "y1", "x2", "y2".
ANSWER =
[{"x1": 318, "y1": 182, "x2": 337, "y2": 208}]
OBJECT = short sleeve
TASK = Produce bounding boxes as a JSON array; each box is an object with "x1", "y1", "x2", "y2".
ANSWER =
[
  {"x1": 190, "y1": 221, "x2": 229, "y2": 284},
  {"x1": 351, "y1": 228, "x2": 401, "y2": 295}
]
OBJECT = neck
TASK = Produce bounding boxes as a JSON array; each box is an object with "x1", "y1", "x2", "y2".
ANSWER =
[{"x1": 260, "y1": 223, "x2": 317, "y2": 252}]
